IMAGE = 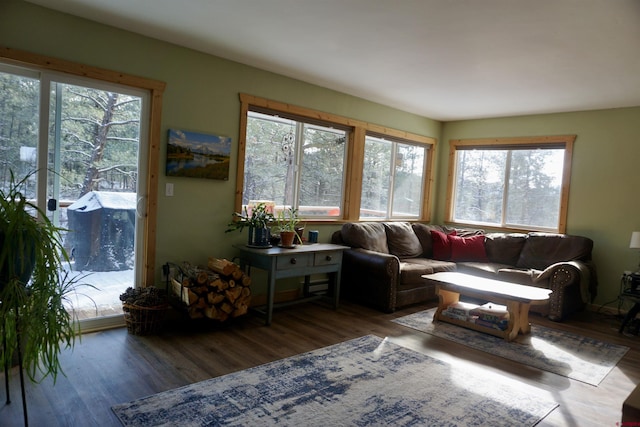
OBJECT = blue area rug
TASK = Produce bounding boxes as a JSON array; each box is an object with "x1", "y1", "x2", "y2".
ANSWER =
[
  {"x1": 392, "y1": 308, "x2": 629, "y2": 386},
  {"x1": 112, "y1": 335, "x2": 558, "y2": 426}
]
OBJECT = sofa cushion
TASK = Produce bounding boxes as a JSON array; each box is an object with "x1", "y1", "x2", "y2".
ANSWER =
[
  {"x1": 445, "y1": 226, "x2": 484, "y2": 237},
  {"x1": 484, "y1": 233, "x2": 528, "y2": 265},
  {"x1": 430, "y1": 230, "x2": 488, "y2": 262},
  {"x1": 341, "y1": 222, "x2": 389, "y2": 254},
  {"x1": 449, "y1": 234, "x2": 488, "y2": 262},
  {"x1": 384, "y1": 222, "x2": 423, "y2": 258},
  {"x1": 431, "y1": 229, "x2": 456, "y2": 260},
  {"x1": 497, "y1": 268, "x2": 542, "y2": 286},
  {"x1": 411, "y1": 223, "x2": 445, "y2": 257},
  {"x1": 457, "y1": 261, "x2": 511, "y2": 278},
  {"x1": 516, "y1": 232, "x2": 594, "y2": 270},
  {"x1": 400, "y1": 258, "x2": 457, "y2": 285}
]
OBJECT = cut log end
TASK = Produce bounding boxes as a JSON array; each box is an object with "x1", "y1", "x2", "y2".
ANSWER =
[{"x1": 172, "y1": 258, "x2": 251, "y2": 322}]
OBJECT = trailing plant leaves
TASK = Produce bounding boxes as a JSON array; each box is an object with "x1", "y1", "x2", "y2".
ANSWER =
[{"x1": 0, "y1": 170, "x2": 85, "y2": 383}]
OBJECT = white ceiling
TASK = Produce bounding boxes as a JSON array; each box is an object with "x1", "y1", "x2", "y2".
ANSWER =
[{"x1": 26, "y1": 0, "x2": 640, "y2": 121}]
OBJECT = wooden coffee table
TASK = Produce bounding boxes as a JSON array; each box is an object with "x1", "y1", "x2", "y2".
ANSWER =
[{"x1": 423, "y1": 272, "x2": 552, "y2": 341}]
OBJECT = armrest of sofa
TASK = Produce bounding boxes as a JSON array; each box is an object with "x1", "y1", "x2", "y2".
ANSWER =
[
  {"x1": 535, "y1": 261, "x2": 592, "y2": 303},
  {"x1": 341, "y1": 248, "x2": 400, "y2": 312}
]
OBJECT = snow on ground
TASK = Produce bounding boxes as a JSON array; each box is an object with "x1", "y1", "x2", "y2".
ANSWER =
[{"x1": 63, "y1": 267, "x2": 134, "y2": 320}]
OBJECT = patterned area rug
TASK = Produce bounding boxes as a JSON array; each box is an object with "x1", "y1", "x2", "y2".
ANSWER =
[
  {"x1": 112, "y1": 335, "x2": 558, "y2": 426},
  {"x1": 392, "y1": 308, "x2": 629, "y2": 386}
]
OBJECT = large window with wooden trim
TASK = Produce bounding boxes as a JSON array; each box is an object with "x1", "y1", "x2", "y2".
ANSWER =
[
  {"x1": 361, "y1": 134, "x2": 429, "y2": 219},
  {"x1": 447, "y1": 135, "x2": 575, "y2": 233},
  {"x1": 236, "y1": 94, "x2": 436, "y2": 222},
  {"x1": 243, "y1": 110, "x2": 347, "y2": 218}
]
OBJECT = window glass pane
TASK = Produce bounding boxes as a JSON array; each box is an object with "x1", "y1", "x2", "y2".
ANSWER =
[
  {"x1": 244, "y1": 111, "x2": 346, "y2": 217},
  {"x1": 0, "y1": 69, "x2": 40, "y2": 199},
  {"x1": 361, "y1": 137, "x2": 392, "y2": 218},
  {"x1": 299, "y1": 124, "x2": 345, "y2": 217},
  {"x1": 505, "y1": 149, "x2": 564, "y2": 228},
  {"x1": 243, "y1": 113, "x2": 295, "y2": 207},
  {"x1": 392, "y1": 143, "x2": 425, "y2": 218},
  {"x1": 453, "y1": 150, "x2": 507, "y2": 224}
]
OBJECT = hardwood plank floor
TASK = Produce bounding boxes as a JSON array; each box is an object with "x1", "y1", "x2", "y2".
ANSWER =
[{"x1": 1, "y1": 300, "x2": 639, "y2": 426}]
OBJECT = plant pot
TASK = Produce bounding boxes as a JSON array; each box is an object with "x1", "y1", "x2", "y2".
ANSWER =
[
  {"x1": 248, "y1": 226, "x2": 271, "y2": 247},
  {"x1": 279, "y1": 230, "x2": 296, "y2": 247},
  {"x1": 0, "y1": 230, "x2": 36, "y2": 293}
]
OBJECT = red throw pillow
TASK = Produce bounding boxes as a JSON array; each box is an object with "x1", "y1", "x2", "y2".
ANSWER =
[
  {"x1": 450, "y1": 234, "x2": 488, "y2": 262},
  {"x1": 430, "y1": 230, "x2": 456, "y2": 260}
]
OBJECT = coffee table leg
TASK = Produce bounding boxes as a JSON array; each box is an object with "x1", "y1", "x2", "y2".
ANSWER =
[
  {"x1": 505, "y1": 302, "x2": 533, "y2": 341},
  {"x1": 434, "y1": 287, "x2": 460, "y2": 322},
  {"x1": 518, "y1": 302, "x2": 532, "y2": 334},
  {"x1": 505, "y1": 301, "x2": 522, "y2": 341}
]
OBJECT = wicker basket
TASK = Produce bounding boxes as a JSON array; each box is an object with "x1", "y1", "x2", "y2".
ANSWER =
[{"x1": 122, "y1": 303, "x2": 168, "y2": 335}]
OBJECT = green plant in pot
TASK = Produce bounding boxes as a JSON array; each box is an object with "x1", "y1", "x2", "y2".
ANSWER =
[
  {"x1": 276, "y1": 207, "x2": 300, "y2": 247},
  {"x1": 225, "y1": 202, "x2": 275, "y2": 247},
  {"x1": 0, "y1": 170, "x2": 85, "y2": 425}
]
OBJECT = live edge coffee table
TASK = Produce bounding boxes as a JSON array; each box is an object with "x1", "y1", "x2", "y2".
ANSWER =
[{"x1": 423, "y1": 272, "x2": 552, "y2": 342}]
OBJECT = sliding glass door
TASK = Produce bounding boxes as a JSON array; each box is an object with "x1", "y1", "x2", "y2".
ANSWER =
[{"x1": 0, "y1": 63, "x2": 149, "y2": 329}]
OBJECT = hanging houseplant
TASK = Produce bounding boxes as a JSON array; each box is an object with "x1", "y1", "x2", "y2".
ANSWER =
[{"x1": 0, "y1": 170, "x2": 85, "y2": 426}]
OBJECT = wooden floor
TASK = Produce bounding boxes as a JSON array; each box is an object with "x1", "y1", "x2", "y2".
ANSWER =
[{"x1": 1, "y1": 299, "x2": 639, "y2": 426}]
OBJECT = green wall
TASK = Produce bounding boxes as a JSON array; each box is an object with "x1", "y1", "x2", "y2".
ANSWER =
[
  {"x1": 2, "y1": 0, "x2": 639, "y2": 308},
  {"x1": 441, "y1": 107, "x2": 640, "y2": 307}
]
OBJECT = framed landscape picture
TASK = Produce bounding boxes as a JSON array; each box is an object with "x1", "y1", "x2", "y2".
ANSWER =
[{"x1": 166, "y1": 129, "x2": 231, "y2": 180}]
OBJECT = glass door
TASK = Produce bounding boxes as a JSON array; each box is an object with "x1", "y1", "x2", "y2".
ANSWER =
[{"x1": 0, "y1": 64, "x2": 149, "y2": 330}]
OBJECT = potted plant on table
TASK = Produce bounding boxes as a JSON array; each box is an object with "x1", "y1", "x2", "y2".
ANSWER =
[
  {"x1": 225, "y1": 202, "x2": 275, "y2": 247},
  {"x1": 276, "y1": 207, "x2": 300, "y2": 248},
  {"x1": 0, "y1": 170, "x2": 85, "y2": 426}
]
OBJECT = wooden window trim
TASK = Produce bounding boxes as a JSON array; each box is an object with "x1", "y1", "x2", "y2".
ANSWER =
[
  {"x1": 0, "y1": 45, "x2": 166, "y2": 286},
  {"x1": 237, "y1": 93, "x2": 436, "y2": 223},
  {"x1": 446, "y1": 135, "x2": 575, "y2": 233}
]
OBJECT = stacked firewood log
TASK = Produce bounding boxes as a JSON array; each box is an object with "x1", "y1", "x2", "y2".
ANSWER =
[{"x1": 170, "y1": 257, "x2": 251, "y2": 321}]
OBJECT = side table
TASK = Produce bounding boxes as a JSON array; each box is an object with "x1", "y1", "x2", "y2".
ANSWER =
[{"x1": 233, "y1": 243, "x2": 349, "y2": 325}]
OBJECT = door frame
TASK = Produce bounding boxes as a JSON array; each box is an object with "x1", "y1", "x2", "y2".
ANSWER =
[{"x1": 0, "y1": 45, "x2": 166, "y2": 290}]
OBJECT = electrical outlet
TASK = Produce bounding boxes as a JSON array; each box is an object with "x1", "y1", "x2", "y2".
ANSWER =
[{"x1": 165, "y1": 183, "x2": 174, "y2": 197}]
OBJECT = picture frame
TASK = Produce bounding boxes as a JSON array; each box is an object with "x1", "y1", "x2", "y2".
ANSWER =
[{"x1": 166, "y1": 128, "x2": 231, "y2": 180}]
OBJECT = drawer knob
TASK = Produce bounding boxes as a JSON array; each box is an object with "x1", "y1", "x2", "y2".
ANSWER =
[
  {"x1": 290, "y1": 258, "x2": 297, "y2": 264},
  {"x1": 325, "y1": 255, "x2": 332, "y2": 261}
]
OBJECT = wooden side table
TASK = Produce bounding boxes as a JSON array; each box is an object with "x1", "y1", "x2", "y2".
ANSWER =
[{"x1": 233, "y1": 243, "x2": 349, "y2": 325}]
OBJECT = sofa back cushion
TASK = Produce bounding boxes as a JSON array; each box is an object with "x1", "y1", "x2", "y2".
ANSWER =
[
  {"x1": 384, "y1": 222, "x2": 423, "y2": 258},
  {"x1": 411, "y1": 223, "x2": 445, "y2": 257},
  {"x1": 485, "y1": 233, "x2": 528, "y2": 265},
  {"x1": 516, "y1": 232, "x2": 593, "y2": 270},
  {"x1": 341, "y1": 222, "x2": 389, "y2": 254}
]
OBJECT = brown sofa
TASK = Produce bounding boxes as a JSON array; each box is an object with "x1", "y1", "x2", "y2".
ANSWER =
[{"x1": 331, "y1": 222, "x2": 597, "y2": 321}]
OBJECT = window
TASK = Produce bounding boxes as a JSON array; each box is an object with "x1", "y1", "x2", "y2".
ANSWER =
[
  {"x1": 243, "y1": 111, "x2": 347, "y2": 217},
  {"x1": 361, "y1": 135, "x2": 427, "y2": 219},
  {"x1": 237, "y1": 94, "x2": 436, "y2": 222},
  {"x1": 447, "y1": 136, "x2": 575, "y2": 233}
]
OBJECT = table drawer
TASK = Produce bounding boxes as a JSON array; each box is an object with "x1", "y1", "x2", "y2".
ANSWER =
[
  {"x1": 276, "y1": 253, "x2": 313, "y2": 270},
  {"x1": 314, "y1": 251, "x2": 342, "y2": 266}
]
